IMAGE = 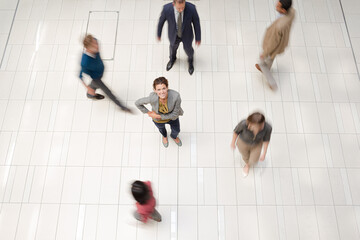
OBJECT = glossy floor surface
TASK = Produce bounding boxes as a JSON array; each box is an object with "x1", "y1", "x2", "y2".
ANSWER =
[{"x1": 0, "y1": 0, "x2": 360, "y2": 239}]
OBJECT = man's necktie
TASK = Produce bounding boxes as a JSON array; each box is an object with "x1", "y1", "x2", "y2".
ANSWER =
[{"x1": 177, "y1": 12, "x2": 182, "y2": 38}]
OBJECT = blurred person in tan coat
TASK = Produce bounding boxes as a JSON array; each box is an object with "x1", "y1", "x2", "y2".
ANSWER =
[{"x1": 255, "y1": 0, "x2": 295, "y2": 90}]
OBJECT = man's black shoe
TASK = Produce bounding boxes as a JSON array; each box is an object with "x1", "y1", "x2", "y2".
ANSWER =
[
  {"x1": 188, "y1": 64, "x2": 194, "y2": 75},
  {"x1": 166, "y1": 59, "x2": 176, "y2": 71},
  {"x1": 87, "y1": 93, "x2": 105, "y2": 100}
]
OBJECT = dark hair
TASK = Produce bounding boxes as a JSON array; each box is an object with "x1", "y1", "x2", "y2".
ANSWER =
[
  {"x1": 173, "y1": 0, "x2": 185, "y2": 4},
  {"x1": 131, "y1": 181, "x2": 150, "y2": 205},
  {"x1": 247, "y1": 112, "x2": 265, "y2": 125},
  {"x1": 279, "y1": 0, "x2": 292, "y2": 11},
  {"x1": 153, "y1": 77, "x2": 168, "y2": 89}
]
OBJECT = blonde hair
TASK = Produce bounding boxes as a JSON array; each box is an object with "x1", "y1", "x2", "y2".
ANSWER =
[{"x1": 83, "y1": 34, "x2": 94, "y2": 49}]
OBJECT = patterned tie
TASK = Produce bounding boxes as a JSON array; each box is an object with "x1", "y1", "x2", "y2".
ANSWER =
[{"x1": 177, "y1": 12, "x2": 182, "y2": 38}]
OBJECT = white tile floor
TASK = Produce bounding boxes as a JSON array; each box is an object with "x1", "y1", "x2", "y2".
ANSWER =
[{"x1": 0, "y1": 0, "x2": 360, "y2": 239}]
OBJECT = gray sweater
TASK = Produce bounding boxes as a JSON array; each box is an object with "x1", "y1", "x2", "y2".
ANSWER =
[{"x1": 135, "y1": 89, "x2": 184, "y2": 121}]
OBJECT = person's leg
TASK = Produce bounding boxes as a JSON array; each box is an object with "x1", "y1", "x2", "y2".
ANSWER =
[
  {"x1": 92, "y1": 79, "x2": 129, "y2": 110},
  {"x1": 88, "y1": 80, "x2": 97, "y2": 93},
  {"x1": 183, "y1": 41, "x2": 195, "y2": 74},
  {"x1": 264, "y1": 56, "x2": 274, "y2": 70},
  {"x1": 150, "y1": 209, "x2": 162, "y2": 222},
  {"x1": 153, "y1": 121, "x2": 168, "y2": 138},
  {"x1": 133, "y1": 211, "x2": 143, "y2": 222},
  {"x1": 236, "y1": 138, "x2": 251, "y2": 175},
  {"x1": 168, "y1": 118, "x2": 181, "y2": 146},
  {"x1": 248, "y1": 142, "x2": 263, "y2": 166},
  {"x1": 87, "y1": 80, "x2": 100, "y2": 98},
  {"x1": 183, "y1": 42, "x2": 194, "y2": 65},
  {"x1": 169, "y1": 119, "x2": 180, "y2": 139},
  {"x1": 153, "y1": 121, "x2": 169, "y2": 147},
  {"x1": 258, "y1": 57, "x2": 277, "y2": 90},
  {"x1": 169, "y1": 37, "x2": 182, "y2": 62}
]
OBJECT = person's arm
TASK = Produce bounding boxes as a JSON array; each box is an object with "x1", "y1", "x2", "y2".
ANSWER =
[
  {"x1": 158, "y1": 95, "x2": 182, "y2": 120},
  {"x1": 230, "y1": 132, "x2": 238, "y2": 150},
  {"x1": 259, "y1": 141, "x2": 270, "y2": 161},
  {"x1": 192, "y1": 6, "x2": 201, "y2": 45},
  {"x1": 157, "y1": 6, "x2": 167, "y2": 40},
  {"x1": 259, "y1": 124, "x2": 272, "y2": 161},
  {"x1": 135, "y1": 96, "x2": 152, "y2": 114}
]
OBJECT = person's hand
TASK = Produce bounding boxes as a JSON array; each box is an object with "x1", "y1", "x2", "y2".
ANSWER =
[
  {"x1": 147, "y1": 111, "x2": 155, "y2": 117},
  {"x1": 147, "y1": 111, "x2": 161, "y2": 119},
  {"x1": 260, "y1": 54, "x2": 264, "y2": 60},
  {"x1": 157, "y1": 36, "x2": 161, "y2": 42},
  {"x1": 230, "y1": 142, "x2": 236, "y2": 150},
  {"x1": 259, "y1": 154, "x2": 265, "y2": 162},
  {"x1": 196, "y1": 41, "x2": 201, "y2": 46}
]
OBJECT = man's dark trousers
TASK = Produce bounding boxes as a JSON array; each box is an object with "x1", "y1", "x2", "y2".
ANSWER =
[{"x1": 170, "y1": 36, "x2": 194, "y2": 64}]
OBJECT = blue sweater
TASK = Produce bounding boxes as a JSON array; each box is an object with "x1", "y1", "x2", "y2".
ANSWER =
[{"x1": 79, "y1": 52, "x2": 104, "y2": 80}]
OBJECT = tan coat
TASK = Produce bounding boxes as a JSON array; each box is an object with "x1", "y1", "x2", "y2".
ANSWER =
[{"x1": 262, "y1": 8, "x2": 295, "y2": 60}]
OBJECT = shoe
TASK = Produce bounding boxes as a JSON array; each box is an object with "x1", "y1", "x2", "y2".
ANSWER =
[
  {"x1": 243, "y1": 165, "x2": 249, "y2": 178},
  {"x1": 269, "y1": 83, "x2": 278, "y2": 91},
  {"x1": 173, "y1": 137, "x2": 182, "y2": 147},
  {"x1": 255, "y1": 64, "x2": 262, "y2": 72},
  {"x1": 166, "y1": 59, "x2": 176, "y2": 71},
  {"x1": 162, "y1": 138, "x2": 169, "y2": 148},
  {"x1": 87, "y1": 93, "x2": 105, "y2": 100},
  {"x1": 188, "y1": 63, "x2": 194, "y2": 75},
  {"x1": 121, "y1": 106, "x2": 133, "y2": 113}
]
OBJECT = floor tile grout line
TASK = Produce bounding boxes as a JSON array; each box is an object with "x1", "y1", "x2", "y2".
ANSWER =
[
  {"x1": 1, "y1": 1, "x2": 41, "y2": 237},
  {"x1": 0, "y1": 0, "x2": 20, "y2": 69},
  {"x1": 12, "y1": 72, "x2": 51, "y2": 240},
  {"x1": 43, "y1": 3, "x2": 79, "y2": 238},
  {"x1": 124, "y1": 2, "x2": 140, "y2": 239},
  {"x1": 310, "y1": 36, "x2": 344, "y2": 238},
  {"x1": 111, "y1": 1, "x2": 126, "y2": 227},
  {"x1": 56, "y1": 6, "x2": 91, "y2": 239},
  {"x1": 4, "y1": 202, "x2": 360, "y2": 207},
  {"x1": 272, "y1": 101, "x2": 297, "y2": 239},
  {"x1": 337, "y1": 0, "x2": 360, "y2": 80},
  {"x1": 209, "y1": 39, "x2": 220, "y2": 238},
  {"x1": 4, "y1": 165, "x2": 360, "y2": 169},
  {"x1": 299, "y1": 32, "x2": 327, "y2": 237},
  {"x1": 216, "y1": 3, "x2": 234, "y2": 239},
  {"x1": 39, "y1": 0, "x2": 82, "y2": 232}
]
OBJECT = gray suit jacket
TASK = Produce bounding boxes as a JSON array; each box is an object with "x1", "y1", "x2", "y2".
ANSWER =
[{"x1": 135, "y1": 89, "x2": 184, "y2": 121}]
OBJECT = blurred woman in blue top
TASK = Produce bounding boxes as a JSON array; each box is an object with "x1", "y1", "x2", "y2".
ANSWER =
[{"x1": 79, "y1": 34, "x2": 131, "y2": 113}]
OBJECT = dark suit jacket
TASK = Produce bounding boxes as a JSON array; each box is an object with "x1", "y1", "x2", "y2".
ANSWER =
[{"x1": 157, "y1": 2, "x2": 201, "y2": 46}]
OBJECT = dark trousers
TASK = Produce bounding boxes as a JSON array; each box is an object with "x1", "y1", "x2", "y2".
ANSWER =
[
  {"x1": 89, "y1": 78, "x2": 126, "y2": 109},
  {"x1": 170, "y1": 36, "x2": 194, "y2": 64},
  {"x1": 153, "y1": 118, "x2": 180, "y2": 139}
]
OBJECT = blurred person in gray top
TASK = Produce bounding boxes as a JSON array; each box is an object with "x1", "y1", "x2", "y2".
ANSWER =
[
  {"x1": 135, "y1": 77, "x2": 184, "y2": 148},
  {"x1": 231, "y1": 112, "x2": 272, "y2": 177}
]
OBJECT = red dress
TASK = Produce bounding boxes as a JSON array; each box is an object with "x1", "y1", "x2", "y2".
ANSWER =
[{"x1": 135, "y1": 181, "x2": 156, "y2": 222}]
